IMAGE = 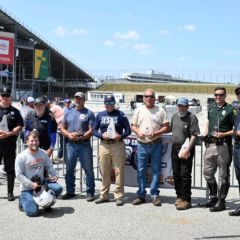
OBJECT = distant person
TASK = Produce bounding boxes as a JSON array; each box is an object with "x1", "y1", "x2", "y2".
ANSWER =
[
  {"x1": 130, "y1": 99, "x2": 136, "y2": 111},
  {"x1": 15, "y1": 130, "x2": 63, "y2": 217},
  {"x1": 63, "y1": 98, "x2": 72, "y2": 112},
  {"x1": 199, "y1": 87, "x2": 234, "y2": 212},
  {"x1": 93, "y1": 95, "x2": 131, "y2": 206},
  {"x1": 19, "y1": 96, "x2": 36, "y2": 125},
  {"x1": 0, "y1": 86, "x2": 24, "y2": 201},
  {"x1": 229, "y1": 85, "x2": 240, "y2": 216},
  {"x1": 131, "y1": 89, "x2": 170, "y2": 206},
  {"x1": 48, "y1": 101, "x2": 64, "y2": 162},
  {"x1": 171, "y1": 97, "x2": 200, "y2": 210},
  {"x1": 61, "y1": 92, "x2": 95, "y2": 201}
]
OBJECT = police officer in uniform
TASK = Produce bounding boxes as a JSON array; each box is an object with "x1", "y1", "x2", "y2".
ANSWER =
[
  {"x1": 200, "y1": 86, "x2": 234, "y2": 212},
  {"x1": 229, "y1": 85, "x2": 240, "y2": 216},
  {"x1": 0, "y1": 86, "x2": 24, "y2": 201}
]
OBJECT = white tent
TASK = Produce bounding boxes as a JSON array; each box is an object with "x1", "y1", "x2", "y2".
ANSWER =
[{"x1": 164, "y1": 95, "x2": 176, "y2": 100}]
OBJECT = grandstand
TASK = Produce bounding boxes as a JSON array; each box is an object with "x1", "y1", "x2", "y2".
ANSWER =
[{"x1": 0, "y1": 6, "x2": 96, "y2": 100}]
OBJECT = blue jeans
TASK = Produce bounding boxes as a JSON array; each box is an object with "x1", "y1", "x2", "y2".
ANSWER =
[
  {"x1": 234, "y1": 143, "x2": 240, "y2": 181},
  {"x1": 65, "y1": 141, "x2": 95, "y2": 195},
  {"x1": 136, "y1": 139, "x2": 162, "y2": 198},
  {"x1": 20, "y1": 182, "x2": 63, "y2": 217}
]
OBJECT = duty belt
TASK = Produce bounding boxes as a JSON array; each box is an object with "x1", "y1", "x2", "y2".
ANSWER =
[
  {"x1": 67, "y1": 139, "x2": 89, "y2": 144},
  {"x1": 139, "y1": 138, "x2": 160, "y2": 145}
]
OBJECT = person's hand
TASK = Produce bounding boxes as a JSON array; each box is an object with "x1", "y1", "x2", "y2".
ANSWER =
[
  {"x1": 50, "y1": 176, "x2": 58, "y2": 183},
  {"x1": 179, "y1": 149, "x2": 190, "y2": 160},
  {"x1": 137, "y1": 130, "x2": 145, "y2": 139},
  {"x1": 102, "y1": 132, "x2": 110, "y2": 140},
  {"x1": 68, "y1": 132, "x2": 79, "y2": 141},
  {"x1": 235, "y1": 131, "x2": 240, "y2": 137},
  {"x1": 215, "y1": 132, "x2": 225, "y2": 139},
  {"x1": 0, "y1": 131, "x2": 8, "y2": 139},
  {"x1": 32, "y1": 182, "x2": 41, "y2": 190},
  {"x1": 113, "y1": 133, "x2": 121, "y2": 141}
]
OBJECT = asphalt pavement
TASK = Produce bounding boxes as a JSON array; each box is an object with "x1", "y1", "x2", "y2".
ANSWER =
[{"x1": 1, "y1": 172, "x2": 240, "y2": 240}]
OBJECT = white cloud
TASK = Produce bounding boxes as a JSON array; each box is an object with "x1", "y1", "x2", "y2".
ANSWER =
[
  {"x1": 113, "y1": 31, "x2": 140, "y2": 40},
  {"x1": 179, "y1": 57, "x2": 185, "y2": 61},
  {"x1": 159, "y1": 30, "x2": 170, "y2": 36},
  {"x1": 222, "y1": 50, "x2": 239, "y2": 56},
  {"x1": 132, "y1": 44, "x2": 151, "y2": 54},
  {"x1": 184, "y1": 24, "x2": 196, "y2": 32},
  {"x1": 53, "y1": 26, "x2": 67, "y2": 37},
  {"x1": 104, "y1": 40, "x2": 114, "y2": 46},
  {"x1": 72, "y1": 28, "x2": 88, "y2": 36}
]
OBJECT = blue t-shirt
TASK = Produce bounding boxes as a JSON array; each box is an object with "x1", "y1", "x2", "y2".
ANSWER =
[
  {"x1": 63, "y1": 107, "x2": 95, "y2": 133},
  {"x1": 93, "y1": 109, "x2": 131, "y2": 139}
]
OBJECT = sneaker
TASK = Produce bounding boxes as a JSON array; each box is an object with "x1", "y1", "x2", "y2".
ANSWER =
[
  {"x1": 152, "y1": 196, "x2": 162, "y2": 206},
  {"x1": 95, "y1": 198, "x2": 109, "y2": 204},
  {"x1": 132, "y1": 197, "x2": 146, "y2": 205},
  {"x1": 116, "y1": 198, "x2": 124, "y2": 206},
  {"x1": 62, "y1": 192, "x2": 76, "y2": 200},
  {"x1": 86, "y1": 195, "x2": 95, "y2": 202},
  {"x1": 176, "y1": 200, "x2": 191, "y2": 210},
  {"x1": 175, "y1": 198, "x2": 182, "y2": 206}
]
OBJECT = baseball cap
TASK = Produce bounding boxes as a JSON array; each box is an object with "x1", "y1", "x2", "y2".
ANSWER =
[
  {"x1": 177, "y1": 97, "x2": 189, "y2": 106},
  {"x1": 74, "y1": 92, "x2": 85, "y2": 99},
  {"x1": 0, "y1": 86, "x2": 11, "y2": 96},
  {"x1": 27, "y1": 96, "x2": 35, "y2": 103},
  {"x1": 34, "y1": 97, "x2": 45, "y2": 105},
  {"x1": 104, "y1": 95, "x2": 116, "y2": 104},
  {"x1": 235, "y1": 85, "x2": 240, "y2": 94},
  {"x1": 64, "y1": 98, "x2": 71, "y2": 103}
]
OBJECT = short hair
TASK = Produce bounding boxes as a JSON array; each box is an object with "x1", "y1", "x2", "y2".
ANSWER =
[
  {"x1": 214, "y1": 86, "x2": 226, "y2": 95},
  {"x1": 144, "y1": 88, "x2": 155, "y2": 97},
  {"x1": 26, "y1": 129, "x2": 39, "y2": 142}
]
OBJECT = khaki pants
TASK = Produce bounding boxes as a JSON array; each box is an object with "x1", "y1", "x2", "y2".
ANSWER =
[
  {"x1": 203, "y1": 143, "x2": 231, "y2": 184},
  {"x1": 99, "y1": 141, "x2": 126, "y2": 200}
]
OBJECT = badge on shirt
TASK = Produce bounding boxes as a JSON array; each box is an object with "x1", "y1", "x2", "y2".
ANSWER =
[
  {"x1": 79, "y1": 114, "x2": 86, "y2": 120},
  {"x1": 222, "y1": 110, "x2": 226, "y2": 117}
]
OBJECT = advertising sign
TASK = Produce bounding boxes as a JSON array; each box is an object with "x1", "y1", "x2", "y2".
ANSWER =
[
  {"x1": 0, "y1": 32, "x2": 14, "y2": 65},
  {"x1": 108, "y1": 133, "x2": 174, "y2": 188},
  {"x1": 34, "y1": 49, "x2": 49, "y2": 79}
]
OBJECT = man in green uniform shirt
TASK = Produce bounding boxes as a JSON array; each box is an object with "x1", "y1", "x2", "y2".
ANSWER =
[{"x1": 200, "y1": 87, "x2": 234, "y2": 212}]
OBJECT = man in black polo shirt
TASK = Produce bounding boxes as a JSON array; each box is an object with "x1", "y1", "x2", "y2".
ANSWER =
[{"x1": 0, "y1": 86, "x2": 24, "y2": 201}]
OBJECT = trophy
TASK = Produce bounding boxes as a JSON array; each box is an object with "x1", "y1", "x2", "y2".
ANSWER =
[
  {"x1": 106, "y1": 118, "x2": 116, "y2": 139},
  {"x1": 0, "y1": 115, "x2": 9, "y2": 132}
]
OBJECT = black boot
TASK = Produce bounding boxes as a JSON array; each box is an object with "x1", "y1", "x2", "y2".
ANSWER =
[
  {"x1": 210, "y1": 183, "x2": 229, "y2": 212},
  {"x1": 198, "y1": 182, "x2": 218, "y2": 208},
  {"x1": 7, "y1": 173, "x2": 15, "y2": 201},
  {"x1": 229, "y1": 206, "x2": 240, "y2": 216}
]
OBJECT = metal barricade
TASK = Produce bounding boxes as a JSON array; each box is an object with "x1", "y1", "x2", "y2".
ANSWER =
[{"x1": 13, "y1": 132, "x2": 238, "y2": 195}]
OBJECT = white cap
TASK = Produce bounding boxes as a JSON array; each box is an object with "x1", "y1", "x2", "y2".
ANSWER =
[{"x1": 27, "y1": 96, "x2": 35, "y2": 103}]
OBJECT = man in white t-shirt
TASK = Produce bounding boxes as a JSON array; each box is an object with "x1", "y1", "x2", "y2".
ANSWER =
[{"x1": 131, "y1": 89, "x2": 170, "y2": 206}]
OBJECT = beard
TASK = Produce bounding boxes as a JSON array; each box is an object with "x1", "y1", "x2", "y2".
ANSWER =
[{"x1": 178, "y1": 111, "x2": 188, "y2": 118}]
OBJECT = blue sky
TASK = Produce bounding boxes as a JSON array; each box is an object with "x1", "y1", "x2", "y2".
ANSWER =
[{"x1": 0, "y1": 0, "x2": 240, "y2": 82}]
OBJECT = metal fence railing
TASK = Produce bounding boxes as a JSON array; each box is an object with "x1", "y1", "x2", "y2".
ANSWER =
[{"x1": 11, "y1": 133, "x2": 238, "y2": 195}]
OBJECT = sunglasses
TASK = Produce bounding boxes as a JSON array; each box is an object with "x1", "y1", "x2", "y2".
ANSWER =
[
  {"x1": 105, "y1": 101, "x2": 115, "y2": 105},
  {"x1": 1, "y1": 94, "x2": 10, "y2": 97},
  {"x1": 214, "y1": 93, "x2": 225, "y2": 97},
  {"x1": 236, "y1": 92, "x2": 240, "y2": 96},
  {"x1": 144, "y1": 95, "x2": 154, "y2": 98}
]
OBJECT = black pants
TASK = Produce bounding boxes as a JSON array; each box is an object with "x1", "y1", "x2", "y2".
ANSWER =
[
  {"x1": 0, "y1": 141, "x2": 17, "y2": 193},
  {"x1": 171, "y1": 146, "x2": 194, "y2": 202}
]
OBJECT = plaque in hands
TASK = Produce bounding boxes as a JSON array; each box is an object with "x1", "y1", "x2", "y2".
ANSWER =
[
  {"x1": 106, "y1": 117, "x2": 116, "y2": 139},
  {"x1": 0, "y1": 115, "x2": 9, "y2": 132}
]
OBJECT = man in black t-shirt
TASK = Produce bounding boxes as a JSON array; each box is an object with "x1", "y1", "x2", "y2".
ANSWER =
[{"x1": 171, "y1": 97, "x2": 200, "y2": 210}]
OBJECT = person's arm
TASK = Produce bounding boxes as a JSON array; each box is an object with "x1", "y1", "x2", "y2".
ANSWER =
[
  {"x1": 131, "y1": 124, "x2": 145, "y2": 139},
  {"x1": 92, "y1": 113, "x2": 103, "y2": 139},
  {"x1": 119, "y1": 114, "x2": 132, "y2": 139},
  {"x1": 151, "y1": 122, "x2": 170, "y2": 138}
]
